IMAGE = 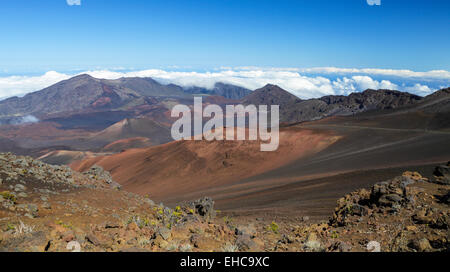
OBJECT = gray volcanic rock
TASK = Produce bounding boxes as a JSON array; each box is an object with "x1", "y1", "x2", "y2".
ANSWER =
[
  {"x1": 82, "y1": 165, "x2": 122, "y2": 190},
  {"x1": 423, "y1": 87, "x2": 450, "y2": 101},
  {"x1": 433, "y1": 161, "x2": 450, "y2": 185},
  {"x1": 183, "y1": 82, "x2": 252, "y2": 100},
  {"x1": 241, "y1": 84, "x2": 303, "y2": 123},
  {"x1": 319, "y1": 89, "x2": 423, "y2": 113},
  {"x1": 241, "y1": 85, "x2": 427, "y2": 124},
  {"x1": 212, "y1": 82, "x2": 252, "y2": 99},
  {"x1": 110, "y1": 77, "x2": 187, "y2": 97},
  {"x1": 190, "y1": 197, "x2": 216, "y2": 219},
  {"x1": 242, "y1": 84, "x2": 300, "y2": 106}
]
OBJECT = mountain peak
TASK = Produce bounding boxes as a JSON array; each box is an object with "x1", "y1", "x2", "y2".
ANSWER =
[
  {"x1": 241, "y1": 84, "x2": 300, "y2": 105},
  {"x1": 258, "y1": 84, "x2": 296, "y2": 96},
  {"x1": 262, "y1": 83, "x2": 279, "y2": 88},
  {"x1": 71, "y1": 74, "x2": 95, "y2": 81}
]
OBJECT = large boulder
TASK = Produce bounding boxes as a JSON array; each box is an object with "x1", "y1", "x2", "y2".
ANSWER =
[
  {"x1": 331, "y1": 172, "x2": 424, "y2": 226},
  {"x1": 433, "y1": 162, "x2": 450, "y2": 185},
  {"x1": 191, "y1": 197, "x2": 216, "y2": 219}
]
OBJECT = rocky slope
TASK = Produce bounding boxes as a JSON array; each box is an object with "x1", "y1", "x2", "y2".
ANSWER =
[
  {"x1": 0, "y1": 74, "x2": 146, "y2": 118},
  {"x1": 319, "y1": 89, "x2": 422, "y2": 112},
  {"x1": 89, "y1": 117, "x2": 172, "y2": 150},
  {"x1": 70, "y1": 128, "x2": 340, "y2": 203},
  {"x1": 241, "y1": 85, "x2": 429, "y2": 124},
  {"x1": 328, "y1": 168, "x2": 449, "y2": 251},
  {"x1": 184, "y1": 82, "x2": 252, "y2": 100},
  {"x1": 241, "y1": 84, "x2": 438, "y2": 123},
  {"x1": 212, "y1": 82, "x2": 252, "y2": 100},
  {"x1": 0, "y1": 75, "x2": 249, "y2": 121},
  {"x1": 241, "y1": 84, "x2": 300, "y2": 109},
  {"x1": 0, "y1": 153, "x2": 448, "y2": 252}
]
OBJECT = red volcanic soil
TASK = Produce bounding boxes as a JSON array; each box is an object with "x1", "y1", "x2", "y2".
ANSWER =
[
  {"x1": 72, "y1": 127, "x2": 340, "y2": 202},
  {"x1": 89, "y1": 118, "x2": 172, "y2": 148},
  {"x1": 0, "y1": 122, "x2": 89, "y2": 141},
  {"x1": 72, "y1": 115, "x2": 450, "y2": 220},
  {"x1": 91, "y1": 96, "x2": 112, "y2": 108},
  {"x1": 38, "y1": 150, "x2": 108, "y2": 166},
  {"x1": 101, "y1": 137, "x2": 153, "y2": 152},
  {"x1": 69, "y1": 94, "x2": 450, "y2": 220},
  {"x1": 0, "y1": 122, "x2": 91, "y2": 148}
]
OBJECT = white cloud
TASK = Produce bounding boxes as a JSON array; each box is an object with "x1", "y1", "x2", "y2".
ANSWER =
[
  {"x1": 403, "y1": 83, "x2": 433, "y2": 96},
  {"x1": 82, "y1": 69, "x2": 339, "y2": 98},
  {"x1": 332, "y1": 76, "x2": 399, "y2": 96},
  {"x1": 67, "y1": 0, "x2": 81, "y2": 6},
  {"x1": 12, "y1": 115, "x2": 40, "y2": 125},
  {"x1": 300, "y1": 67, "x2": 450, "y2": 80},
  {"x1": 0, "y1": 67, "x2": 447, "y2": 101},
  {"x1": 0, "y1": 71, "x2": 70, "y2": 100}
]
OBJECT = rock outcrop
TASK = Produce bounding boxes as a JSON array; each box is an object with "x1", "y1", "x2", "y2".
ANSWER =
[
  {"x1": 1, "y1": 153, "x2": 449, "y2": 252},
  {"x1": 433, "y1": 161, "x2": 450, "y2": 185}
]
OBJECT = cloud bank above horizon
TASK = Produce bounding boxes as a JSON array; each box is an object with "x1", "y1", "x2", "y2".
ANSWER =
[{"x1": 0, "y1": 67, "x2": 449, "y2": 100}]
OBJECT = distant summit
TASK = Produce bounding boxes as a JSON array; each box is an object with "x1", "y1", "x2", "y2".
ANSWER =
[
  {"x1": 241, "y1": 84, "x2": 300, "y2": 106},
  {"x1": 0, "y1": 75, "x2": 188, "y2": 118}
]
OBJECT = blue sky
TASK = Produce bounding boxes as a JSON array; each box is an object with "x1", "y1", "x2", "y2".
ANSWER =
[
  {"x1": 0, "y1": 0, "x2": 449, "y2": 99},
  {"x1": 1, "y1": 0, "x2": 449, "y2": 73}
]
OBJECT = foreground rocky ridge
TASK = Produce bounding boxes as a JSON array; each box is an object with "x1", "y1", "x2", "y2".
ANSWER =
[{"x1": 0, "y1": 153, "x2": 448, "y2": 252}]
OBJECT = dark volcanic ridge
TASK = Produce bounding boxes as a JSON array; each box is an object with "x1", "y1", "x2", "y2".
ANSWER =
[
  {"x1": 1, "y1": 73, "x2": 447, "y2": 127},
  {"x1": 244, "y1": 84, "x2": 435, "y2": 124},
  {"x1": 0, "y1": 74, "x2": 250, "y2": 121}
]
